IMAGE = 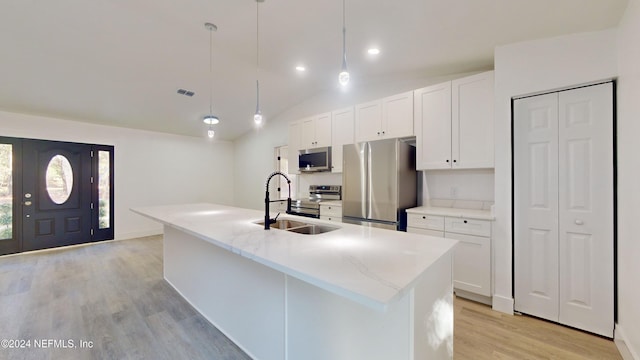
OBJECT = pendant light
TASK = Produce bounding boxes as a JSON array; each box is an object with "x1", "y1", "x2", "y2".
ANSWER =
[
  {"x1": 338, "y1": 0, "x2": 349, "y2": 87},
  {"x1": 204, "y1": 22, "x2": 219, "y2": 138},
  {"x1": 253, "y1": 0, "x2": 265, "y2": 125}
]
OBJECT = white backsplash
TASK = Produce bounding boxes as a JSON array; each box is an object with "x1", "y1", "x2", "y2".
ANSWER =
[
  {"x1": 428, "y1": 198, "x2": 494, "y2": 211},
  {"x1": 418, "y1": 168, "x2": 495, "y2": 206}
]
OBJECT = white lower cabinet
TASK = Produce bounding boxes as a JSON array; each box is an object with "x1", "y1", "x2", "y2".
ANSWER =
[
  {"x1": 444, "y1": 232, "x2": 490, "y2": 297},
  {"x1": 407, "y1": 213, "x2": 491, "y2": 302},
  {"x1": 320, "y1": 204, "x2": 342, "y2": 223},
  {"x1": 407, "y1": 227, "x2": 444, "y2": 237}
]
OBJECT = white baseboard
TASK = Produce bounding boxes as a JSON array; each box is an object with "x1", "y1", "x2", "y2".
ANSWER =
[
  {"x1": 115, "y1": 229, "x2": 162, "y2": 241},
  {"x1": 491, "y1": 294, "x2": 514, "y2": 315},
  {"x1": 455, "y1": 289, "x2": 492, "y2": 305},
  {"x1": 615, "y1": 324, "x2": 639, "y2": 360}
]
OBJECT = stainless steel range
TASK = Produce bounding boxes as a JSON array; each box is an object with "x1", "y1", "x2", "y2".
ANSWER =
[{"x1": 289, "y1": 185, "x2": 341, "y2": 218}]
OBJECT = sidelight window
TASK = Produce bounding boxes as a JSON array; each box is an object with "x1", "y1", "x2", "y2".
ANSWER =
[
  {"x1": 98, "y1": 150, "x2": 110, "y2": 229},
  {"x1": 0, "y1": 144, "x2": 12, "y2": 240}
]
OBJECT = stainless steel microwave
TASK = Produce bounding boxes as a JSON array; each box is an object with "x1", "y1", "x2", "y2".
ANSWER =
[{"x1": 299, "y1": 147, "x2": 331, "y2": 172}]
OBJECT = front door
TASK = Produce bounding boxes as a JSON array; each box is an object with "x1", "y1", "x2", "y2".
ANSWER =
[{"x1": 22, "y1": 139, "x2": 93, "y2": 251}]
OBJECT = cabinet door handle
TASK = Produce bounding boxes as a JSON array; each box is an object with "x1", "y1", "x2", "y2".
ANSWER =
[
  {"x1": 453, "y1": 160, "x2": 457, "y2": 163},
  {"x1": 575, "y1": 219, "x2": 584, "y2": 225},
  {"x1": 446, "y1": 159, "x2": 450, "y2": 163}
]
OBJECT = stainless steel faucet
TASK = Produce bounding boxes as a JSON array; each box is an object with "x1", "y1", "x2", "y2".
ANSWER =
[{"x1": 264, "y1": 171, "x2": 292, "y2": 230}]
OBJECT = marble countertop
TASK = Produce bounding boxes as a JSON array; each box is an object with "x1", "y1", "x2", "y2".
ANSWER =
[
  {"x1": 131, "y1": 203, "x2": 456, "y2": 311},
  {"x1": 406, "y1": 206, "x2": 494, "y2": 221}
]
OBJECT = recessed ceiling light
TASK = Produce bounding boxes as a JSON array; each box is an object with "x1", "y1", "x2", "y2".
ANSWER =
[
  {"x1": 367, "y1": 48, "x2": 380, "y2": 55},
  {"x1": 295, "y1": 65, "x2": 306, "y2": 72},
  {"x1": 203, "y1": 115, "x2": 219, "y2": 125}
]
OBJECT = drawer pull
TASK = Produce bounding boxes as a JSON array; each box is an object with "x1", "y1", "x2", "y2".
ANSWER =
[
  {"x1": 422, "y1": 216, "x2": 426, "y2": 219},
  {"x1": 575, "y1": 219, "x2": 584, "y2": 225},
  {"x1": 463, "y1": 220, "x2": 468, "y2": 224}
]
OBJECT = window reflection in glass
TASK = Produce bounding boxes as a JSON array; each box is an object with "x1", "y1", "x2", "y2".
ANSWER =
[
  {"x1": 0, "y1": 144, "x2": 12, "y2": 240},
  {"x1": 98, "y1": 151, "x2": 110, "y2": 229},
  {"x1": 46, "y1": 155, "x2": 74, "y2": 204}
]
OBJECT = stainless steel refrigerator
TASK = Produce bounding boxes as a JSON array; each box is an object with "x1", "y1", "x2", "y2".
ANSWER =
[{"x1": 342, "y1": 138, "x2": 416, "y2": 230}]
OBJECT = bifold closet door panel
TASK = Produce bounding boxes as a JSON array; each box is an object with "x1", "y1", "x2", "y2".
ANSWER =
[
  {"x1": 514, "y1": 92, "x2": 560, "y2": 322},
  {"x1": 557, "y1": 83, "x2": 614, "y2": 338}
]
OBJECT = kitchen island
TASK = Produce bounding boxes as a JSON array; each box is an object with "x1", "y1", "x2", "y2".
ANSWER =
[{"x1": 131, "y1": 203, "x2": 457, "y2": 360}]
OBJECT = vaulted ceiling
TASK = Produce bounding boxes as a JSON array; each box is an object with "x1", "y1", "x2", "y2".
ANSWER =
[{"x1": 0, "y1": 0, "x2": 628, "y2": 140}]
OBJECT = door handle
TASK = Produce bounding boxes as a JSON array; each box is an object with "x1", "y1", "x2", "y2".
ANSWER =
[
  {"x1": 575, "y1": 219, "x2": 584, "y2": 225},
  {"x1": 24, "y1": 201, "x2": 32, "y2": 206},
  {"x1": 24, "y1": 193, "x2": 32, "y2": 199}
]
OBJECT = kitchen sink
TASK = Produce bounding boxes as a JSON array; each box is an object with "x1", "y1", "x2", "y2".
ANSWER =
[
  {"x1": 254, "y1": 219, "x2": 307, "y2": 230},
  {"x1": 254, "y1": 219, "x2": 339, "y2": 235},
  {"x1": 286, "y1": 224, "x2": 338, "y2": 235}
]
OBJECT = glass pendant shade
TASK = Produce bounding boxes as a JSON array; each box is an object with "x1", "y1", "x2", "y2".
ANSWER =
[
  {"x1": 339, "y1": 59, "x2": 350, "y2": 86},
  {"x1": 338, "y1": 71, "x2": 350, "y2": 87},
  {"x1": 254, "y1": 110, "x2": 263, "y2": 125}
]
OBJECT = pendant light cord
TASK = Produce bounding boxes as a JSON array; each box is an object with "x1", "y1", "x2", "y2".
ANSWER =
[
  {"x1": 342, "y1": 0, "x2": 346, "y2": 65},
  {"x1": 256, "y1": 0, "x2": 261, "y2": 112},
  {"x1": 209, "y1": 26, "x2": 213, "y2": 118}
]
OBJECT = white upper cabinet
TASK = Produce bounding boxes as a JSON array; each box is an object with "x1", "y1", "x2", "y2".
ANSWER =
[
  {"x1": 330, "y1": 106, "x2": 355, "y2": 173},
  {"x1": 287, "y1": 121, "x2": 302, "y2": 174},
  {"x1": 354, "y1": 99, "x2": 382, "y2": 142},
  {"x1": 452, "y1": 71, "x2": 495, "y2": 169},
  {"x1": 355, "y1": 91, "x2": 414, "y2": 142},
  {"x1": 383, "y1": 91, "x2": 414, "y2": 139},
  {"x1": 415, "y1": 71, "x2": 494, "y2": 170},
  {"x1": 414, "y1": 82, "x2": 452, "y2": 169},
  {"x1": 301, "y1": 112, "x2": 332, "y2": 149}
]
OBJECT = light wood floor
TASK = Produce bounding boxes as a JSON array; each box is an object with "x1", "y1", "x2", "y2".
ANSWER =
[
  {"x1": 454, "y1": 296, "x2": 621, "y2": 359},
  {"x1": 0, "y1": 236, "x2": 622, "y2": 359}
]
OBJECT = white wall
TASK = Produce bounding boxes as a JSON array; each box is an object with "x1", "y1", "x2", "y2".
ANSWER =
[
  {"x1": 616, "y1": 0, "x2": 640, "y2": 357},
  {"x1": 0, "y1": 110, "x2": 235, "y2": 239},
  {"x1": 233, "y1": 71, "x2": 487, "y2": 210},
  {"x1": 492, "y1": 29, "x2": 618, "y2": 313}
]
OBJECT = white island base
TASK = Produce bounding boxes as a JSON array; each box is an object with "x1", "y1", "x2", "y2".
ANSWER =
[{"x1": 163, "y1": 225, "x2": 453, "y2": 360}]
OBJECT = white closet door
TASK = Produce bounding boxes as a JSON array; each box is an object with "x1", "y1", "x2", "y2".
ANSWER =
[
  {"x1": 514, "y1": 93, "x2": 560, "y2": 322},
  {"x1": 558, "y1": 83, "x2": 613, "y2": 337}
]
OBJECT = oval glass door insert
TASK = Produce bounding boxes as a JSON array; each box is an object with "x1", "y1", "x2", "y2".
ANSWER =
[{"x1": 46, "y1": 155, "x2": 74, "y2": 204}]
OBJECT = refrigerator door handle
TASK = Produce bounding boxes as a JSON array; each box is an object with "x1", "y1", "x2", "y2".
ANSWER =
[
  {"x1": 359, "y1": 143, "x2": 369, "y2": 219},
  {"x1": 366, "y1": 142, "x2": 372, "y2": 220}
]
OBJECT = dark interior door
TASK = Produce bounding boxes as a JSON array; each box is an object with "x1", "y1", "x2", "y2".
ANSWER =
[{"x1": 22, "y1": 140, "x2": 92, "y2": 251}]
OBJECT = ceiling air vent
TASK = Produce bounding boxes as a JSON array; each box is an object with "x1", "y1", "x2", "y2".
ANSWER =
[{"x1": 177, "y1": 89, "x2": 195, "y2": 97}]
